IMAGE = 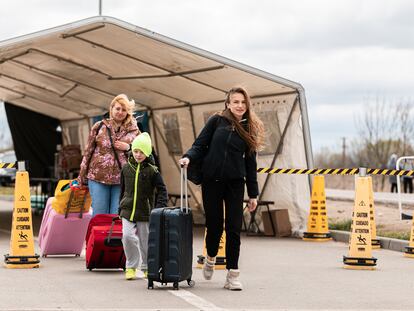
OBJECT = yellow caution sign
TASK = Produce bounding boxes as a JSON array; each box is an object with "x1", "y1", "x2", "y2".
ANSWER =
[
  {"x1": 343, "y1": 176, "x2": 376, "y2": 269},
  {"x1": 404, "y1": 218, "x2": 414, "y2": 257},
  {"x1": 4, "y1": 169, "x2": 40, "y2": 268},
  {"x1": 404, "y1": 212, "x2": 414, "y2": 257},
  {"x1": 368, "y1": 177, "x2": 380, "y2": 249},
  {"x1": 197, "y1": 230, "x2": 226, "y2": 270},
  {"x1": 303, "y1": 175, "x2": 331, "y2": 241}
]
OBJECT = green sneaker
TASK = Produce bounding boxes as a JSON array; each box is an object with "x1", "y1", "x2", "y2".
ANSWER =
[{"x1": 125, "y1": 268, "x2": 136, "y2": 280}]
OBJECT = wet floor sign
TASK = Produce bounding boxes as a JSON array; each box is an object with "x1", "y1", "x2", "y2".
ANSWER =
[
  {"x1": 303, "y1": 175, "x2": 331, "y2": 241},
  {"x1": 343, "y1": 176, "x2": 376, "y2": 270},
  {"x1": 404, "y1": 210, "x2": 414, "y2": 257},
  {"x1": 4, "y1": 168, "x2": 40, "y2": 268},
  {"x1": 368, "y1": 177, "x2": 380, "y2": 249},
  {"x1": 197, "y1": 229, "x2": 226, "y2": 270}
]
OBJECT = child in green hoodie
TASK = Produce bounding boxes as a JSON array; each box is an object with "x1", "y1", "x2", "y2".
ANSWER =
[{"x1": 119, "y1": 132, "x2": 168, "y2": 280}]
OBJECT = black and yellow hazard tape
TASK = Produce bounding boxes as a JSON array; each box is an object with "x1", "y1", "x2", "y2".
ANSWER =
[
  {"x1": 0, "y1": 162, "x2": 17, "y2": 169},
  {"x1": 257, "y1": 167, "x2": 414, "y2": 176}
]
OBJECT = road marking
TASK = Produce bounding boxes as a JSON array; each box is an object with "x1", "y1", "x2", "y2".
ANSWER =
[{"x1": 168, "y1": 289, "x2": 225, "y2": 310}]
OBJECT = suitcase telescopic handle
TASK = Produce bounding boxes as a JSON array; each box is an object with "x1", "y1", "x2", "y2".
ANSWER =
[
  {"x1": 180, "y1": 165, "x2": 189, "y2": 214},
  {"x1": 106, "y1": 216, "x2": 121, "y2": 242}
]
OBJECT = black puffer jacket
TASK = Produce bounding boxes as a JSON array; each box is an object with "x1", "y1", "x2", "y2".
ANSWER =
[
  {"x1": 184, "y1": 115, "x2": 258, "y2": 198},
  {"x1": 119, "y1": 156, "x2": 168, "y2": 222}
]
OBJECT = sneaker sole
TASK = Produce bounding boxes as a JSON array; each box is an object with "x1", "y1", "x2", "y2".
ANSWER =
[{"x1": 224, "y1": 284, "x2": 242, "y2": 290}]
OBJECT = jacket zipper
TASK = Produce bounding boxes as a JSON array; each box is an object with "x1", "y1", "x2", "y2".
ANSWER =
[
  {"x1": 220, "y1": 128, "x2": 233, "y2": 179},
  {"x1": 130, "y1": 163, "x2": 140, "y2": 222}
]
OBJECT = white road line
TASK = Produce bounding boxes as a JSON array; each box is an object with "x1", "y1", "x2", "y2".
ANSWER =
[
  {"x1": 168, "y1": 289, "x2": 226, "y2": 311},
  {"x1": 0, "y1": 309, "x2": 199, "y2": 311}
]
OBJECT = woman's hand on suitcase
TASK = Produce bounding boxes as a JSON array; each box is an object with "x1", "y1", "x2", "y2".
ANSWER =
[
  {"x1": 247, "y1": 198, "x2": 257, "y2": 212},
  {"x1": 179, "y1": 157, "x2": 190, "y2": 168}
]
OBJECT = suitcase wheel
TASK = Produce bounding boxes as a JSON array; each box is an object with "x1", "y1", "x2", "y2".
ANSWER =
[
  {"x1": 147, "y1": 280, "x2": 154, "y2": 289},
  {"x1": 187, "y1": 279, "x2": 195, "y2": 288},
  {"x1": 173, "y1": 282, "x2": 179, "y2": 290}
]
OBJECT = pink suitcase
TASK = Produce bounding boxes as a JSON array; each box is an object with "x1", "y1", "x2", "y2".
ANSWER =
[{"x1": 38, "y1": 197, "x2": 92, "y2": 257}]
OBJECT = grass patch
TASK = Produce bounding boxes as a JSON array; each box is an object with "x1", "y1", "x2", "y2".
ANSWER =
[
  {"x1": 377, "y1": 231, "x2": 410, "y2": 241},
  {"x1": 0, "y1": 186, "x2": 14, "y2": 195},
  {"x1": 329, "y1": 218, "x2": 352, "y2": 231}
]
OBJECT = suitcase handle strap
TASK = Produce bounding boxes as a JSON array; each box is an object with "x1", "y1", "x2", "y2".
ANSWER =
[
  {"x1": 64, "y1": 185, "x2": 86, "y2": 219},
  {"x1": 180, "y1": 166, "x2": 189, "y2": 214},
  {"x1": 106, "y1": 216, "x2": 120, "y2": 242}
]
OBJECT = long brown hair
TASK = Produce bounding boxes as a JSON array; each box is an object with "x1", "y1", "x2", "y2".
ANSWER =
[{"x1": 220, "y1": 86, "x2": 265, "y2": 153}]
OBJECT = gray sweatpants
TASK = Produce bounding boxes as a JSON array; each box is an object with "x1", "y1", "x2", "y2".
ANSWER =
[{"x1": 122, "y1": 217, "x2": 149, "y2": 270}]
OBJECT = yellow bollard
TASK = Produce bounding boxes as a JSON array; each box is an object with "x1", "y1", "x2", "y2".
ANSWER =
[
  {"x1": 4, "y1": 164, "x2": 40, "y2": 268},
  {"x1": 343, "y1": 175, "x2": 376, "y2": 270},
  {"x1": 368, "y1": 177, "x2": 380, "y2": 249},
  {"x1": 197, "y1": 229, "x2": 226, "y2": 270},
  {"x1": 303, "y1": 175, "x2": 331, "y2": 241}
]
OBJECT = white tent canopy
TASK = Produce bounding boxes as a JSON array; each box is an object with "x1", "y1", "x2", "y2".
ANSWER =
[{"x1": 0, "y1": 16, "x2": 313, "y2": 234}]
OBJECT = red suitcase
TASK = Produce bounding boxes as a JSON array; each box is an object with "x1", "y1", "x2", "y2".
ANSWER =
[
  {"x1": 85, "y1": 215, "x2": 126, "y2": 271},
  {"x1": 85, "y1": 214, "x2": 119, "y2": 246}
]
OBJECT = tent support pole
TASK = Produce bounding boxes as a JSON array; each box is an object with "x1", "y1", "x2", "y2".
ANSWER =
[
  {"x1": 0, "y1": 72, "x2": 103, "y2": 110},
  {"x1": 297, "y1": 88, "x2": 314, "y2": 192},
  {"x1": 188, "y1": 104, "x2": 197, "y2": 139},
  {"x1": 258, "y1": 96, "x2": 299, "y2": 201},
  {"x1": 151, "y1": 116, "x2": 202, "y2": 208},
  {"x1": 0, "y1": 84, "x2": 89, "y2": 118},
  {"x1": 149, "y1": 109, "x2": 160, "y2": 159},
  {"x1": 73, "y1": 36, "x2": 227, "y2": 93}
]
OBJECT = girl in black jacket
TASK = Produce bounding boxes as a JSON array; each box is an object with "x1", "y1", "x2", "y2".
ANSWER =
[{"x1": 180, "y1": 86, "x2": 264, "y2": 291}]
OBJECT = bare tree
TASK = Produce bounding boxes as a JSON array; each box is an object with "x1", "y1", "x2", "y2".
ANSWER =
[{"x1": 353, "y1": 96, "x2": 414, "y2": 189}]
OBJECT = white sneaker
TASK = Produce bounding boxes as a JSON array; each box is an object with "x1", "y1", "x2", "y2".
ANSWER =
[
  {"x1": 202, "y1": 257, "x2": 216, "y2": 280},
  {"x1": 224, "y1": 269, "x2": 243, "y2": 291}
]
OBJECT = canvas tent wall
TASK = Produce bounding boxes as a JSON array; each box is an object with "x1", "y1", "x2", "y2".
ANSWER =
[{"x1": 0, "y1": 16, "x2": 313, "y2": 234}]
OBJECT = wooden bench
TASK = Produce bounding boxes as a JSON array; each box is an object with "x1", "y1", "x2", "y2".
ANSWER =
[
  {"x1": 242, "y1": 200, "x2": 276, "y2": 236},
  {"x1": 168, "y1": 193, "x2": 192, "y2": 207}
]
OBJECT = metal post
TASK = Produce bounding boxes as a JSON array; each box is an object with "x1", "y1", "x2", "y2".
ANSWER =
[
  {"x1": 17, "y1": 161, "x2": 26, "y2": 172},
  {"x1": 99, "y1": 0, "x2": 102, "y2": 15},
  {"x1": 396, "y1": 156, "x2": 414, "y2": 220}
]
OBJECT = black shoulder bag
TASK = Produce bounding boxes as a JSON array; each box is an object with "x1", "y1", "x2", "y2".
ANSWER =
[
  {"x1": 187, "y1": 117, "x2": 219, "y2": 185},
  {"x1": 105, "y1": 124, "x2": 122, "y2": 170}
]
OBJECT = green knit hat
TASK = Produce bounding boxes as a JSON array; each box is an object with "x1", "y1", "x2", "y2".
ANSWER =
[{"x1": 131, "y1": 132, "x2": 152, "y2": 157}]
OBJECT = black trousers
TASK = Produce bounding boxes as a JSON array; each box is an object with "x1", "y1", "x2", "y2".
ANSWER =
[
  {"x1": 403, "y1": 178, "x2": 413, "y2": 193},
  {"x1": 202, "y1": 179, "x2": 245, "y2": 270}
]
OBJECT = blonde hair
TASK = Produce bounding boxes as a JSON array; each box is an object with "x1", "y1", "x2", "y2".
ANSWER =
[
  {"x1": 109, "y1": 94, "x2": 135, "y2": 125},
  {"x1": 222, "y1": 86, "x2": 265, "y2": 152}
]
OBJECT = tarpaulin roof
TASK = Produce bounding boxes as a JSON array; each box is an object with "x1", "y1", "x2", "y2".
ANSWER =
[
  {"x1": 0, "y1": 16, "x2": 314, "y2": 233},
  {"x1": 0, "y1": 16, "x2": 304, "y2": 120}
]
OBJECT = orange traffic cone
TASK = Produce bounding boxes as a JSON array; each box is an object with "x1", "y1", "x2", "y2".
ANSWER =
[
  {"x1": 343, "y1": 174, "x2": 376, "y2": 269},
  {"x1": 303, "y1": 175, "x2": 331, "y2": 241}
]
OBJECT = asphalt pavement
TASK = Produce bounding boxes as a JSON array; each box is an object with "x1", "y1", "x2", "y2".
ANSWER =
[{"x1": 1, "y1": 199, "x2": 414, "y2": 310}]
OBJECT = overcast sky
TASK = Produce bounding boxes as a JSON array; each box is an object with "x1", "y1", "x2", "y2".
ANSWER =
[{"x1": 1, "y1": 0, "x2": 413, "y2": 152}]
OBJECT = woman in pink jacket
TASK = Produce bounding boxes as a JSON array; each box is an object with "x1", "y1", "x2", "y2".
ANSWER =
[{"x1": 78, "y1": 94, "x2": 139, "y2": 216}]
